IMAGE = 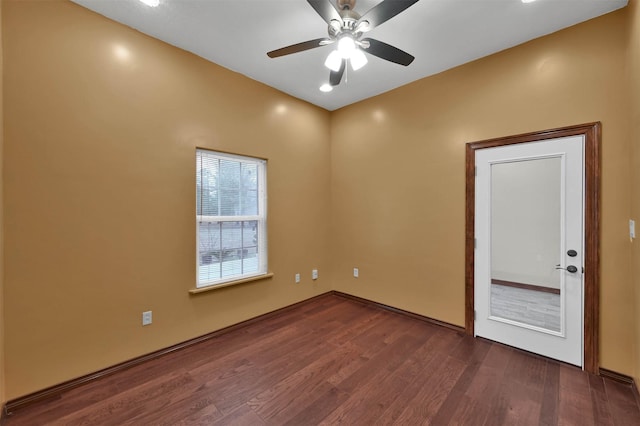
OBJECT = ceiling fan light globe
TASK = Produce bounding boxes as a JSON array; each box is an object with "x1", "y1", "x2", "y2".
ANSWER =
[
  {"x1": 325, "y1": 50, "x2": 343, "y2": 71},
  {"x1": 350, "y1": 49, "x2": 367, "y2": 70},
  {"x1": 337, "y1": 35, "x2": 356, "y2": 59}
]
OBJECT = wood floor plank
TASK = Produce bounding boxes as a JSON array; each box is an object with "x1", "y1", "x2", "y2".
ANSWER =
[
  {"x1": 281, "y1": 386, "x2": 350, "y2": 426},
  {"x1": 430, "y1": 336, "x2": 492, "y2": 424},
  {"x1": 330, "y1": 329, "x2": 428, "y2": 395},
  {"x1": 481, "y1": 349, "x2": 548, "y2": 425},
  {"x1": 392, "y1": 354, "x2": 467, "y2": 424},
  {"x1": 506, "y1": 349, "x2": 547, "y2": 400},
  {"x1": 175, "y1": 399, "x2": 224, "y2": 425},
  {"x1": 483, "y1": 382, "x2": 512, "y2": 426},
  {"x1": 5, "y1": 294, "x2": 640, "y2": 425},
  {"x1": 246, "y1": 342, "x2": 362, "y2": 423},
  {"x1": 503, "y1": 383, "x2": 543, "y2": 425},
  {"x1": 125, "y1": 391, "x2": 222, "y2": 426},
  {"x1": 203, "y1": 336, "x2": 333, "y2": 415},
  {"x1": 348, "y1": 311, "x2": 414, "y2": 351},
  {"x1": 587, "y1": 373, "x2": 614, "y2": 426},
  {"x1": 325, "y1": 309, "x2": 386, "y2": 347},
  {"x1": 447, "y1": 394, "x2": 491, "y2": 426},
  {"x1": 212, "y1": 403, "x2": 266, "y2": 426},
  {"x1": 539, "y1": 361, "x2": 561, "y2": 426},
  {"x1": 341, "y1": 332, "x2": 445, "y2": 425},
  {"x1": 604, "y1": 379, "x2": 640, "y2": 426},
  {"x1": 56, "y1": 370, "x2": 198, "y2": 425},
  {"x1": 373, "y1": 328, "x2": 463, "y2": 425},
  {"x1": 325, "y1": 314, "x2": 420, "y2": 388},
  {"x1": 464, "y1": 344, "x2": 513, "y2": 404},
  {"x1": 558, "y1": 364, "x2": 595, "y2": 426},
  {"x1": 209, "y1": 309, "x2": 356, "y2": 415},
  {"x1": 480, "y1": 339, "x2": 514, "y2": 368},
  {"x1": 317, "y1": 332, "x2": 431, "y2": 425},
  {"x1": 188, "y1": 316, "x2": 335, "y2": 386}
]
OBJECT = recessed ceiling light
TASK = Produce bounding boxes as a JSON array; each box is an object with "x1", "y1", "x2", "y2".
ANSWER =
[
  {"x1": 319, "y1": 84, "x2": 333, "y2": 93},
  {"x1": 139, "y1": 0, "x2": 159, "y2": 7}
]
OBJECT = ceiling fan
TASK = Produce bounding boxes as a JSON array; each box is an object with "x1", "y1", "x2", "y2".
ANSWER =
[{"x1": 267, "y1": 0, "x2": 420, "y2": 87}]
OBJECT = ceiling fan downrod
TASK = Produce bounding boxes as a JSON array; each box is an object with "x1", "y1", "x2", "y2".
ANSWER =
[{"x1": 337, "y1": 0, "x2": 356, "y2": 11}]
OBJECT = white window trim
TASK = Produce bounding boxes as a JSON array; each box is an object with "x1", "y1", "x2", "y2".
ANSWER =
[{"x1": 195, "y1": 149, "x2": 268, "y2": 289}]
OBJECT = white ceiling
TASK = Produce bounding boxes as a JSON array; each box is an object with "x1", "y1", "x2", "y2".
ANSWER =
[{"x1": 71, "y1": 0, "x2": 628, "y2": 111}]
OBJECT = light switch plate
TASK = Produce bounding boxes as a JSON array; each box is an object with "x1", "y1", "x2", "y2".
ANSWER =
[{"x1": 630, "y1": 219, "x2": 636, "y2": 239}]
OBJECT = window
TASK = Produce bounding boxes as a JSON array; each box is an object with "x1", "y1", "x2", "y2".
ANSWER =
[{"x1": 196, "y1": 149, "x2": 267, "y2": 288}]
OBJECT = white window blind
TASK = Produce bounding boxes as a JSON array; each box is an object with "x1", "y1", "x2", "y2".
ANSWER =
[{"x1": 196, "y1": 149, "x2": 267, "y2": 288}]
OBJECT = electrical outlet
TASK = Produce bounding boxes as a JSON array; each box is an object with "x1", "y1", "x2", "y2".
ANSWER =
[
  {"x1": 142, "y1": 311, "x2": 152, "y2": 326},
  {"x1": 312, "y1": 269, "x2": 318, "y2": 280},
  {"x1": 354, "y1": 268, "x2": 359, "y2": 278},
  {"x1": 295, "y1": 273, "x2": 301, "y2": 283}
]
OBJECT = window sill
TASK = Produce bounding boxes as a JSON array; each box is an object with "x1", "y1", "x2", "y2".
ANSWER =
[{"x1": 189, "y1": 272, "x2": 274, "y2": 295}]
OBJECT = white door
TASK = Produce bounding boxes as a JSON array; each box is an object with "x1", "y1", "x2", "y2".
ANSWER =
[{"x1": 474, "y1": 136, "x2": 584, "y2": 367}]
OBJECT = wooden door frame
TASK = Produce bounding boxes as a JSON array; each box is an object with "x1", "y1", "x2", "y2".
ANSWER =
[{"x1": 465, "y1": 122, "x2": 601, "y2": 374}]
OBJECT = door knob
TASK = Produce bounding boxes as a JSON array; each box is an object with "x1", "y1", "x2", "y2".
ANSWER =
[
  {"x1": 556, "y1": 264, "x2": 578, "y2": 273},
  {"x1": 567, "y1": 249, "x2": 577, "y2": 257}
]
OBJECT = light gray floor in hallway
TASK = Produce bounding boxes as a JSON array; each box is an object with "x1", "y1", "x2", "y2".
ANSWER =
[{"x1": 490, "y1": 283, "x2": 561, "y2": 332}]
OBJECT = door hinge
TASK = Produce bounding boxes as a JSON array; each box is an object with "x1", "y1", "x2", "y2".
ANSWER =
[
  {"x1": 475, "y1": 166, "x2": 477, "y2": 177},
  {"x1": 474, "y1": 238, "x2": 477, "y2": 249},
  {"x1": 474, "y1": 310, "x2": 477, "y2": 320}
]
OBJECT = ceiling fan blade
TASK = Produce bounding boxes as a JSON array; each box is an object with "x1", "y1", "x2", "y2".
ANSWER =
[
  {"x1": 358, "y1": 0, "x2": 420, "y2": 32},
  {"x1": 330, "y1": 60, "x2": 346, "y2": 86},
  {"x1": 307, "y1": 0, "x2": 342, "y2": 24},
  {"x1": 267, "y1": 38, "x2": 332, "y2": 58},
  {"x1": 361, "y1": 38, "x2": 414, "y2": 66}
]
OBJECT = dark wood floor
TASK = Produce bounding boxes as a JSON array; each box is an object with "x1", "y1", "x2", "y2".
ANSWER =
[{"x1": 5, "y1": 293, "x2": 640, "y2": 425}]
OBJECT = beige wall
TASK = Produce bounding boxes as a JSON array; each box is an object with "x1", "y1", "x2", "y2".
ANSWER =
[
  {"x1": 331, "y1": 8, "x2": 635, "y2": 375},
  {"x1": 629, "y1": 0, "x2": 640, "y2": 386},
  {"x1": 3, "y1": 0, "x2": 331, "y2": 399}
]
